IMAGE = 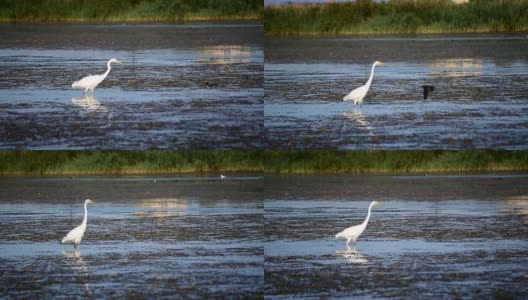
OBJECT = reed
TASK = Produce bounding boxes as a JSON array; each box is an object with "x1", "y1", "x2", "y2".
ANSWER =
[
  {"x1": 0, "y1": 150, "x2": 263, "y2": 175},
  {"x1": 0, "y1": 0, "x2": 263, "y2": 22},
  {"x1": 263, "y1": 150, "x2": 528, "y2": 173},
  {"x1": 1, "y1": 150, "x2": 526, "y2": 175},
  {"x1": 265, "y1": 0, "x2": 528, "y2": 35}
]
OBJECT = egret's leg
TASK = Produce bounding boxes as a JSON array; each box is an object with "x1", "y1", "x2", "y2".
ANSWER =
[
  {"x1": 74, "y1": 243, "x2": 77, "y2": 250},
  {"x1": 346, "y1": 239, "x2": 351, "y2": 246}
]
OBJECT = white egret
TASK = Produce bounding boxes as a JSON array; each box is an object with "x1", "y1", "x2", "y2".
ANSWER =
[
  {"x1": 72, "y1": 58, "x2": 123, "y2": 93},
  {"x1": 343, "y1": 61, "x2": 384, "y2": 107},
  {"x1": 62, "y1": 199, "x2": 94, "y2": 249},
  {"x1": 220, "y1": 174, "x2": 226, "y2": 180},
  {"x1": 335, "y1": 201, "x2": 383, "y2": 246}
]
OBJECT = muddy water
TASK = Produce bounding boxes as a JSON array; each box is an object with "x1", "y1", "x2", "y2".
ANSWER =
[
  {"x1": 0, "y1": 23, "x2": 263, "y2": 149},
  {"x1": 0, "y1": 175, "x2": 263, "y2": 298},
  {"x1": 265, "y1": 34, "x2": 528, "y2": 149},
  {"x1": 264, "y1": 174, "x2": 528, "y2": 298}
]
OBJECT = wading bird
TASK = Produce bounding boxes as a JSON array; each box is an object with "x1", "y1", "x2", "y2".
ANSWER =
[
  {"x1": 336, "y1": 201, "x2": 383, "y2": 246},
  {"x1": 62, "y1": 199, "x2": 94, "y2": 249},
  {"x1": 72, "y1": 59, "x2": 123, "y2": 93},
  {"x1": 220, "y1": 174, "x2": 226, "y2": 180},
  {"x1": 343, "y1": 61, "x2": 384, "y2": 107}
]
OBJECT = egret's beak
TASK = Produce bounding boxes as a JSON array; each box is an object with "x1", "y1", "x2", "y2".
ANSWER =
[
  {"x1": 116, "y1": 60, "x2": 123, "y2": 65},
  {"x1": 376, "y1": 201, "x2": 384, "y2": 205},
  {"x1": 379, "y1": 62, "x2": 385, "y2": 65}
]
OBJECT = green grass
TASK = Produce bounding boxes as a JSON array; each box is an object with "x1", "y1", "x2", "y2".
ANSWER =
[
  {"x1": 263, "y1": 151, "x2": 528, "y2": 174},
  {"x1": 1, "y1": 151, "x2": 527, "y2": 175},
  {"x1": 0, "y1": 0, "x2": 263, "y2": 22},
  {"x1": 0, "y1": 151, "x2": 263, "y2": 175},
  {"x1": 265, "y1": 0, "x2": 528, "y2": 35}
]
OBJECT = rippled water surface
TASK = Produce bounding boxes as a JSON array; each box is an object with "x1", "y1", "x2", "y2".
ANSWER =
[
  {"x1": 264, "y1": 174, "x2": 528, "y2": 298},
  {"x1": 265, "y1": 34, "x2": 528, "y2": 149},
  {"x1": 0, "y1": 23, "x2": 263, "y2": 149},
  {"x1": 0, "y1": 175, "x2": 263, "y2": 298}
]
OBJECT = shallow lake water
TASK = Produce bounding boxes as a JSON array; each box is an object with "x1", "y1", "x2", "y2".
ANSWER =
[
  {"x1": 0, "y1": 175, "x2": 263, "y2": 298},
  {"x1": 265, "y1": 34, "x2": 528, "y2": 149},
  {"x1": 264, "y1": 174, "x2": 528, "y2": 298},
  {"x1": 0, "y1": 23, "x2": 263, "y2": 149}
]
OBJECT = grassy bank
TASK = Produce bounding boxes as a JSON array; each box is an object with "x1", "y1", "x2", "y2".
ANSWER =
[
  {"x1": 0, "y1": 151, "x2": 263, "y2": 175},
  {"x1": 263, "y1": 151, "x2": 528, "y2": 173},
  {"x1": 265, "y1": 0, "x2": 528, "y2": 35},
  {"x1": 0, "y1": 0, "x2": 263, "y2": 22},
  {"x1": 1, "y1": 151, "x2": 527, "y2": 175}
]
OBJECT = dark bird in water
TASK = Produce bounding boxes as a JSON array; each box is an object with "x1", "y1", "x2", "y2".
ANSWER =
[
  {"x1": 205, "y1": 81, "x2": 218, "y2": 88},
  {"x1": 422, "y1": 85, "x2": 435, "y2": 100}
]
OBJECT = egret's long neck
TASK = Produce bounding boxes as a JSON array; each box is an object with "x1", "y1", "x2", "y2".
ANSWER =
[
  {"x1": 103, "y1": 61, "x2": 112, "y2": 78},
  {"x1": 82, "y1": 202, "x2": 88, "y2": 226},
  {"x1": 362, "y1": 202, "x2": 374, "y2": 226},
  {"x1": 365, "y1": 64, "x2": 377, "y2": 87}
]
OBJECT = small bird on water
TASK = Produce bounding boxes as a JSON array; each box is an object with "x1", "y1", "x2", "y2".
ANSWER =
[
  {"x1": 205, "y1": 81, "x2": 218, "y2": 88},
  {"x1": 422, "y1": 85, "x2": 435, "y2": 100}
]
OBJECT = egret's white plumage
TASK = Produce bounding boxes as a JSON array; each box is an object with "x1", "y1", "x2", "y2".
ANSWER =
[
  {"x1": 336, "y1": 201, "x2": 383, "y2": 246},
  {"x1": 343, "y1": 61, "x2": 384, "y2": 107},
  {"x1": 62, "y1": 199, "x2": 94, "y2": 249},
  {"x1": 72, "y1": 59, "x2": 123, "y2": 93},
  {"x1": 220, "y1": 174, "x2": 226, "y2": 180}
]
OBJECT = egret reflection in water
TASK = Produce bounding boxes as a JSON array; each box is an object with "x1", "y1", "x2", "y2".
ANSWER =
[
  {"x1": 343, "y1": 109, "x2": 374, "y2": 136},
  {"x1": 72, "y1": 94, "x2": 107, "y2": 112},
  {"x1": 336, "y1": 246, "x2": 368, "y2": 264},
  {"x1": 62, "y1": 250, "x2": 92, "y2": 296}
]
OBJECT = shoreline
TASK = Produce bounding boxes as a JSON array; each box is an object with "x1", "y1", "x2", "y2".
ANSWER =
[
  {"x1": 1, "y1": 169, "x2": 527, "y2": 176},
  {"x1": 0, "y1": 170, "x2": 264, "y2": 176},
  {"x1": 0, "y1": 17, "x2": 263, "y2": 23},
  {"x1": 263, "y1": 168, "x2": 528, "y2": 175},
  {"x1": 1, "y1": 151, "x2": 527, "y2": 175},
  {"x1": 265, "y1": 28, "x2": 528, "y2": 36}
]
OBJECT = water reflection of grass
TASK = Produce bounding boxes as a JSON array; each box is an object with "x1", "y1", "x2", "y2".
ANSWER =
[
  {"x1": 0, "y1": 150, "x2": 263, "y2": 175},
  {"x1": 263, "y1": 150, "x2": 528, "y2": 173},
  {"x1": 0, "y1": 0, "x2": 262, "y2": 22},
  {"x1": 265, "y1": 0, "x2": 528, "y2": 35}
]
